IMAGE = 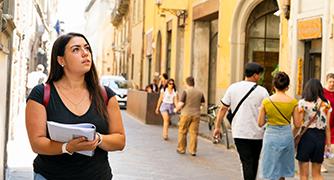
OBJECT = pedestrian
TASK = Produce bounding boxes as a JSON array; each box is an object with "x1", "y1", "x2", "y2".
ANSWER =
[
  {"x1": 296, "y1": 78, "x2": 331, "y2": 180},
  {"x1": 145, "y1": 84, "x2": 153, "y2": 93},
  {"x1": 26, "y1": 64, "x2": 47, "y2": 96},
  {"x1": 257, "y1": 72, "x2": 301, "y2": 180},
  {"x1": 155, "y1": 78, "x2": 178, "y2": 140},
  {"x1": 25, "y1": 32, "x2": 126, "y2": 180},
  {"x1": 324, "y1": 73, "x2": 334, "y2": 150},
  {"x1": 174, "y1": 76, "x2": 205, "y2": 156},
  {"x1": 159, "y1": 73, "x2": 168, "y2": 91},
  {"x1": 321, "y1": 73, "x2": 334, "y2": 173},
  {"x1": 213, "y1": 62, "x2": 269, "y2": 180},
  {"x1": 151, "y1": 72, "x2": 160, "y2": 93}
]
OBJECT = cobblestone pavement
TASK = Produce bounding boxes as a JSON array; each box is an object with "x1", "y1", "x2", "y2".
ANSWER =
[{"x1": 5, "y1": 107, "x2": 334, "y2": 180}]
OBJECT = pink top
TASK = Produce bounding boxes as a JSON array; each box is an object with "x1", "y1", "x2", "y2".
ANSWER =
[{"x1": 324, "y1": 88, "x2": 334, "y2": 144}]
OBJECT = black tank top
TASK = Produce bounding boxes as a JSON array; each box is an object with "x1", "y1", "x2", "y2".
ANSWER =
[{"x1": 27, "y1": 83, "x2": 115, "y2": 180}]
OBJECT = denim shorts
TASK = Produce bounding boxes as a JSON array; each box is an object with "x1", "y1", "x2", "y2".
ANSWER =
[
  {"x1": 296, "y1": 128, "x2": 326, "y2": 163},
  {"x1": 159, "y1": 102, "x2": 174, "y2": 115},
  {"x1": 34, "y1": 172, "x2": 47, "y2": 180}
]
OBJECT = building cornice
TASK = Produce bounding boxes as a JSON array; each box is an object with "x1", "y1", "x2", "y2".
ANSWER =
[{"x1": 111, "y1": 0, "x2": 129, "y2": 26}]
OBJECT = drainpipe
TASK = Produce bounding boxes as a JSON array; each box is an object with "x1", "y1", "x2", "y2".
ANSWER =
[{"x1": 140, "y1": 1, "x2": 146, "y2": 89}]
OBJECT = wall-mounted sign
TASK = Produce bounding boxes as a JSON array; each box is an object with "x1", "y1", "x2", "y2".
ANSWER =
[{"x1": 297, "y1": 18, "x2": 322, "y2": 40}]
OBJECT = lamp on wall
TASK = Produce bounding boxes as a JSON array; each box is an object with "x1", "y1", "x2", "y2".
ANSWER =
[{"x1": 155, "y1": 0, "x2": 187, "y2": 27}]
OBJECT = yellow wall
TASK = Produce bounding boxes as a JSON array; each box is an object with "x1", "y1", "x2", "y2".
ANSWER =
[
  {"x1": 217, "y1": 0, "x2": 237, "y2": 89},
  {"x1": 143, "y1": 0, "x2": 188, "y2": 85}
]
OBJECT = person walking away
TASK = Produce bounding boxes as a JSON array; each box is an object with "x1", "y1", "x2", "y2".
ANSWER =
[
  {"x1": 296, "y1": 78, "x2": 331, "y2": 180},
  {"x1": 151, "y1": 72, "x2": 160, "y2": 93},
  {"x1": 257, "y1": 72, "x2": 301, "y2": 180},
  {"x1": 213, "y1": 62, "x2": 269, "y2": 180},
  {"x1": 155, "y1": 78, "x2": 178, "y2": 140},
  {"x1": 174, "y1": 76, "x2": 205, "y2": 156},
  {"x1": 159, "y1": 73, "x2": 169, "y2": 91},
  {"x1": 27, "y1": 64, "x2": 47, "y2": 96},
  {"x1": 26, "y1": 33, "x2": 126, "y2": 180}
]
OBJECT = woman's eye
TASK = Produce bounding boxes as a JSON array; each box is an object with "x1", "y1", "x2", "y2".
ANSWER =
[{"x1": 72, "y1": 48, "x2": 79, "y2": 52}]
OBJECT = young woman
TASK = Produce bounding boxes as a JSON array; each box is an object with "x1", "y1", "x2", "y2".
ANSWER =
[
  {"x1": 296, "y1": 78, "x2": 331, "y2": 180},
  {"x1": 258, "y1": 72, "x2": 301, "y2": 180},
  {"x1": 155, "y1": 78, "x2": 178, "y2": 140},
  {"x1": 26, "y1": 33, "x2": 126, "y2": 180}
]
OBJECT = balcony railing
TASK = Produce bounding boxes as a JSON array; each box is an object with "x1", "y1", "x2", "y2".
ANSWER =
[{"x1": 111, "y1": 0, "x2": 129, "y2": 26}]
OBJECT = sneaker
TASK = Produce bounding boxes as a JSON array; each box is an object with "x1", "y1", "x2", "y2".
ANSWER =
[
  {"x1": 321, "y1": 165, "x2": 328, "y2": 173},
  {"x1": 176, "y1": 150, "x2": 185, "y2": 154}
]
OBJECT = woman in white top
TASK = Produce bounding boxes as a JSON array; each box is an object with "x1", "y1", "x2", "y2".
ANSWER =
[
  {"x1": 155, "y1": 79, "x2": 178, "y2": 140},
  {"x1": 296, "y1": 78, "x2": 331, "y2": 180}
]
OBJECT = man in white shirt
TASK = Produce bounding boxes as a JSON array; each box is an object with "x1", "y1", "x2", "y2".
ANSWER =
[
  {"x1": 27, "y1": 64, "x2": 47, "y2": 95},
  {"x1": 213, "y1": 62, "x2": 269, "y2": 180}
]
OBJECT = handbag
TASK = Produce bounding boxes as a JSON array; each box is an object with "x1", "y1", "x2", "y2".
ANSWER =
[
  {"x1": 226, "y1": 84, "x2": 257, "y2": 124},
  {"x1": 294, "y1": 101, "x2": 321, "y2": 149}
]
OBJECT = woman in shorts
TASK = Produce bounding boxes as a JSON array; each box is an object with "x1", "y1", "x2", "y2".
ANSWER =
[
  {"x1": 296, "y1": 78, "x2": 331, "y2": 180},
  {"x1": 155, "y1": 79, "x2": 178, "y2": 140}
]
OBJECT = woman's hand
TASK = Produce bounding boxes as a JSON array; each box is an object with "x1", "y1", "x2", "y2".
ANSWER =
[
  {"x1": 66, "y1": 136, "x2": 99, "y2": 153},
  {"x1": 155, "y1": 108, "x2": 160, "y2": 114}
]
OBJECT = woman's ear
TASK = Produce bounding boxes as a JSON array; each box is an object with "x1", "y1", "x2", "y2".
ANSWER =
[{"x1": 57, "y1": 56, "x2": 65, "y2": 66}]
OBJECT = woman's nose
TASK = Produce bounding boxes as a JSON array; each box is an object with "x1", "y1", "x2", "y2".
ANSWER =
[{"x1": 82, "y1": 48, "x2": 89, "y2": 56}]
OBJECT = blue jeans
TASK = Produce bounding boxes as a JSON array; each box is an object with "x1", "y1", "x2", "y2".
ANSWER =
[{"x1": 34, "y1": 173, "x2": 47, "y2": 180}]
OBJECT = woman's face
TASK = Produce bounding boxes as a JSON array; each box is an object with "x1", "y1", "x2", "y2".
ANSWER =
[
  {"x1": 326, "y1": 77, "x2": 334, "y2": 91},
  {"x1": 167, "y1": 81, "x2": 174, "y2": 89},
  {"x1": 58, "y1": 36, "x2": 92, "y2": 75}
]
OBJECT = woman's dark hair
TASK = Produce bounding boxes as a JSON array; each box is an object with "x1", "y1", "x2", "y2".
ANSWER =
[
  {"x1": 162, "y1": 73, "x2": 168, "y2": 80},
  {"x1": 164, "y1": 78, "x2": 177, "y2": 91},
  {"x1": 272, "y1": 71, "x2": 290, "y2": 91},
  {"x1": 302, "y1": 78, "x2": 327, "y2": 103},
  {"x1": 47, "y1": 32, "x2": 108, "y2": 120}
]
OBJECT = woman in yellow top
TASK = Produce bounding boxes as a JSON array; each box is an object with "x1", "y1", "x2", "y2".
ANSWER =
[{"x1": 258, "y1": 72, "x2": 302, "y2": 180}]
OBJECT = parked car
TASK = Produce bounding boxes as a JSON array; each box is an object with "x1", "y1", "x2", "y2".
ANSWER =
[{"x1": 100, "y1": 75, "x2": 131, "y2": 109}]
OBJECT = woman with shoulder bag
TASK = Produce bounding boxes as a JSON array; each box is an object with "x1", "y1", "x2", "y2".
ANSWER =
[
  {"x1": 258, "y1": 72, "x2": 302, "y2": 180},
  {"x1": 26, "y1": 33, "x2": 126, "y2": 180},
  {"x1": 296, "y1": 78, "x2": 331, "y2": 180}
]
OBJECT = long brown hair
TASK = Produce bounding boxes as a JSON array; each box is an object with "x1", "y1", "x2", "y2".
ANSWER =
[{"x1": 47, "y1": 32, "x2": 108, "y2": 120}]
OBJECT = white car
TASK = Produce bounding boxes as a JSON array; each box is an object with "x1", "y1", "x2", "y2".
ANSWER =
[{"x1": 101, "y1": 76, "x2": 130, "y2": 109}]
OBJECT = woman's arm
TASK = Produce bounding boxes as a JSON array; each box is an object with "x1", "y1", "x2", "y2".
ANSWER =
[
  {"x1": 155, "y1": 93, "x2": 163, "y2": 114},
  {"x1": 292, "y1": 106, "x2": 303, "y2": 128},
  {"x1": 257, "y1": 105, "x2": 266, "y2": 127},
  {"x1": 26, "y1": 100, "x2": 90, "y2": 155},
  {"x1": 173, "y1": 92, "x2": 179, "y2": 107},
  {"x1": 98, "y1": 96, "x2": 126, "y2": 151},
  {"x1": 325, "y1": 110, "x2": 331, "y2": 150}
]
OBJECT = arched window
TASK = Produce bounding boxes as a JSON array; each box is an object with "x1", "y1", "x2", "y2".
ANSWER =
[{"x1": 245, "y1": 0, "x2": 279, "y2": 92}]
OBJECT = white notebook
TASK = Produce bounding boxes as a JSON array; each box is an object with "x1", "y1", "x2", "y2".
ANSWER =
[{"x1": 47, "y1": 121, "x2": 96, "y2": 156}]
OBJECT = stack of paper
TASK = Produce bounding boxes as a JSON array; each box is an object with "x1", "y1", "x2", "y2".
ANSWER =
[{"x1": 47, "y1": 121, "x2": 96, "y2": 156}]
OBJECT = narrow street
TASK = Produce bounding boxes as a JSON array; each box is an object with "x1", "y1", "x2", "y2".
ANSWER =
[
  {"x1": 6, "y1": 103, "x2": 243, "y2": 180},
  {"x1": 5, "y1": 103, "x2": 334, "y2": 180}
]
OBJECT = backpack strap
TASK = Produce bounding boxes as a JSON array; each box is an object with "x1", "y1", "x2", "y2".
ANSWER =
[
  {"x1": 100, "y1": 85, "x2": 108, "y2": 105},
  {"x1": 43, "y1": 83, "x2": 51, "y2": 107},
  {"x1": 43, "y1": 83, "x2": 108, "y2": 107}
]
